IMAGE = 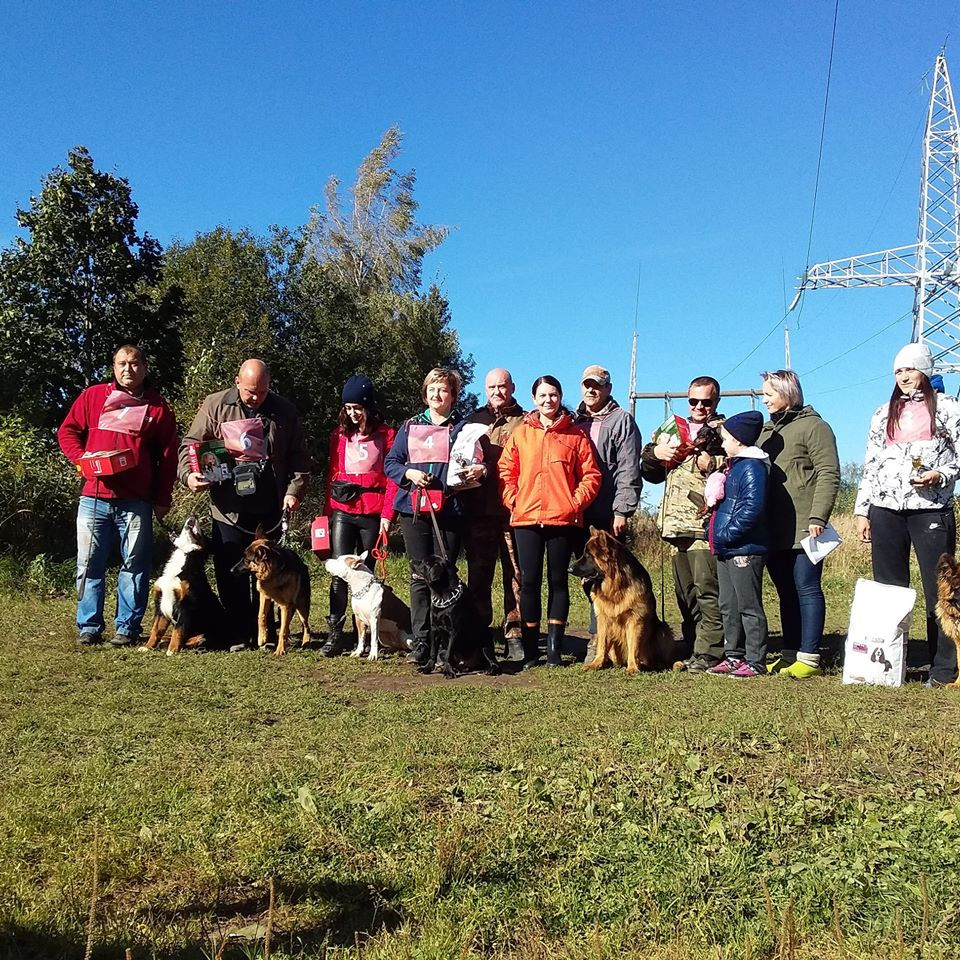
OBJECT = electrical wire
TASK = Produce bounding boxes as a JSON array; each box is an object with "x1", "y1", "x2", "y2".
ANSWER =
[{"x1": 800, "y1": 309, "x2": 912, "y2": 377}]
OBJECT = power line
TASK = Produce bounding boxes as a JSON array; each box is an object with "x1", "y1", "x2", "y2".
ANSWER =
[{"x1": 800, "y1": 309, "x2": 912, "y2": 377}]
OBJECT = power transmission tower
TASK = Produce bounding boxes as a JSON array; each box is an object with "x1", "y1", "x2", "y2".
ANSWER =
[{"x1": 793, "y1": 52, "x2": 960, "y2": 372}]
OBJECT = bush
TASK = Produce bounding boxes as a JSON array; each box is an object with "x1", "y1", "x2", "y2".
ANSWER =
[{"x1": 0, "y1": 414, "x2": 77, "y2": 558}]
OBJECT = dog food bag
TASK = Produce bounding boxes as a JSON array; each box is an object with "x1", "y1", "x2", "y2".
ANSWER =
[
  {"x1": 842, "y1": 578, "x2": 915, "y2": 687},
  {"x1": 654, "y1": 415, "x2": 692, "y2": 468}
]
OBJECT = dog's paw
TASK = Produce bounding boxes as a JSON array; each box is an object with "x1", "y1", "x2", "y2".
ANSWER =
[
  {"x1": 417, "y1": 660, "x2": 436, "y2": 674},
  {"x1": 137, "y1": 645, "x2": 152, "y2": 653},
  {"x1": 366, "y1": 651, "x2": 379, "y2": 662},
  {"x1": 583, "y1": 659, "x2": 602, "y2": 671},
  {"x1": 165, "y1": 648, "x2": 175, "y2": 657},
  {"x1": 349, "y1": 649, "x2": 362, "y2": 658}
]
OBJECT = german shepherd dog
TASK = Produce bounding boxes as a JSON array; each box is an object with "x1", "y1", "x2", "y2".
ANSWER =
[
  {"x1": 935, "y1": 553, "x2": 960, "y2": 687},
  {"x1": 231, "y1": 527, "x2": 312, "y2": 656},
  {"x1": 143, "y1": 516, "x2": 226, "y2": 654},
  {"x1": 570, "y1": 527, "x2": 677, "y2": 673},
  {"x1": 409, "y1": 556, "x2": 501, "y2": 677}
]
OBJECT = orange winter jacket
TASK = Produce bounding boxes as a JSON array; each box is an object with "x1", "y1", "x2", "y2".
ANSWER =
[{"x1": 499, "y1": 411, "x2": 602, "y2": 526}]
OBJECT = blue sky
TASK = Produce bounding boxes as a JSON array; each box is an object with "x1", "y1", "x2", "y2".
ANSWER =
[{"x1": 2, "y1": 0, "x2": 959, "y2": 471}]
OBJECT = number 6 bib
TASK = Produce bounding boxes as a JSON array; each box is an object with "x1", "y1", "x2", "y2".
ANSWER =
[{"x1": 407, "y1": 423, "x2": 450, "y2": 464}]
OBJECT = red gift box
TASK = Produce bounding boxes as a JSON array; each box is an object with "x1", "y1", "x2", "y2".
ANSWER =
[
  {"x1": 78, "y1": 449, "x2": 135, "y2": 479},
  {"x1": 311, "y1": 516, "x2": 331, "y2": 557}
]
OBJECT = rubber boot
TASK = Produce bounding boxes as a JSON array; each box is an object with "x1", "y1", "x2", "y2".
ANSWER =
[
  {"x1": 546, "y1": 622, "x2": 564, "y2": 667},
  {"x1": 321, "y1": 614, "x2": 345, "y2": 657},
  {"x1": 520, "y1": 623, "x2": 540, "y2": 670},
  {"x1": 505, "y1": 634, "x2": 525, "y2": 662}
]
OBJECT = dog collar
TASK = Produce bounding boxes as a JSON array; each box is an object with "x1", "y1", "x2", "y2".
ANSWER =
[
  {"x1": 432, "y1": 583, "x2": 464, "y2": 610},
  {"x1": 352, "y1": 577, "x2": 382, "y2": 601}
]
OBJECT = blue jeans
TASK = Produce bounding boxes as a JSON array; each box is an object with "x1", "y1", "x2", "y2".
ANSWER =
[
  {"x1": 766, "y1": 548, "x2": 825, "y2": 656},
  {"x1": 76, "y1": 496, "x2": 153, "y2": 638}
]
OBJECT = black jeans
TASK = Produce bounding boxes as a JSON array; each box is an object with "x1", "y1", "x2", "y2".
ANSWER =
[
  {"x1": 328, "y1": 511, "x2": 381, "y2": 623},
  {"x1": 212, "y1": 512, "x2": 279, "y2": 646},
  {"x1": 399, "y1": 512, "x2": 462, "y2": 643},
  {"x1": 869, "y1": 505, "x2": 958, "y2": 683},
  {"x1": 514, "y1": 525, "x2": 580, "y2": 625}
]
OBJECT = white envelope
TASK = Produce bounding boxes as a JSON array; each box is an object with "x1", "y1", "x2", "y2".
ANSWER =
[{"x1": 800, "y1": 522, "x2": 842, "y2": 565}]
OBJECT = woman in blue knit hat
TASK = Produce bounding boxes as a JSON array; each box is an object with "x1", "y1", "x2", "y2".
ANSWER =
[{"x1": 322, "y1": 374, "x2": 398, "y2": 656}]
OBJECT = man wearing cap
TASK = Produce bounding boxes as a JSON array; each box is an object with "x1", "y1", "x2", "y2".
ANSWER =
[
  {"x1": 179, "y1": 359, "x2": 311, "y2": 649},
  {"x1": 641, "y1": 375, "x2": 725, "y2": 674},
  {"x1": 460, "y1": 368, "x2": 526, "y2": 659},
  {"x1": 58, "y1": 344, "x2": 178, "y2": 647}
]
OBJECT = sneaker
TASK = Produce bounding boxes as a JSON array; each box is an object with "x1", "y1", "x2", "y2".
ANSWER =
[
  {"x1": 707, "y1": 657, "x2": 744, "y2": 676},
  {"x1": 228, "y1": 643, "x2": 251, "y2": 653},
  {"x1": 108, "y1": 633, "x2": 139, "y2": 647},
  {"x1": 767, "y1": 655, "x2": 795, "y2": 674},
  {"x1": 684, "y1": 655, "x2": 720, "y2": 675},
  {"x1": 730, "y1": 661, "x2": 767, "y2": 678},
  {"x1": 925, "y1": 677, "x2": 950, "y2": 689},
  {"x1": 407, "y1": 641, "x2": 430, "y2": 665},
  {"x1": 779, "y1": 660, "x2": 821, "y2": 680},
  {"x1": 77, "y1": 631, "x2": 102, "y2": 646}
]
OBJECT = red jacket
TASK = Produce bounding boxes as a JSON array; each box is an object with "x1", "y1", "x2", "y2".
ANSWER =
[
  {"x1": 57, "y1": 382, "x2": 179, "y2": 509},
  {"x1": 324, "y1": 424, "x2": 399, "y2": 520},
  {"x1": 499, "y1": 411, "x2": 601, "y2": 526}
]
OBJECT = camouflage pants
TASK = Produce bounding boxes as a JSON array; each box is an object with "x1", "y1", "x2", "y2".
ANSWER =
[{"x1": 464, "y1": 520, "x2": 522, "y2": 637}]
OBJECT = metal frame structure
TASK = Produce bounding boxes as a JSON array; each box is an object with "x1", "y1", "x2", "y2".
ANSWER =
[{"x1": 794, "y1": 53, "x2": 960, "y2": 372}]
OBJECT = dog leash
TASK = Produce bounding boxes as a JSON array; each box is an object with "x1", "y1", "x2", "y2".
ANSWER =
[
  {"x1": 371, "y1": 527, "x2": 390, "y2": 582},
  {"x1": 421, "y1": 490, "x2": 449, "y2": 563}
]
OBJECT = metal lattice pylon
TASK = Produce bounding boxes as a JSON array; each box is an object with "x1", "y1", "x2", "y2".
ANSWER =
[{"x1": 795, "y1": 53, "x2": 960, "y2": 372}]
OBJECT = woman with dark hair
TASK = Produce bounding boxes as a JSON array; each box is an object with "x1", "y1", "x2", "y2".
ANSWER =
[
  {"x1": 855, "y1": 343, "x2": 960, "y2": 687},
  {"x1": 758, "y1": 369, "x2": 840, "y2": 679},
  {"x1": 499, "y1": 376, "x2": 601, "y2": 668},
  {"x1": 322, "y1": 375, "x2": 398, "y2": 656}
]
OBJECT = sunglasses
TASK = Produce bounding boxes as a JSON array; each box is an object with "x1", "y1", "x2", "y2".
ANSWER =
[{"x1": 688, "y1": 397, "x2": 715, "y2": 408}]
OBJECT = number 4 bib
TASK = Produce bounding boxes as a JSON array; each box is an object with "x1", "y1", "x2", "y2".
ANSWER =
[{"x1": 407, "y1": 423, "x2": 450, "y2": 464}]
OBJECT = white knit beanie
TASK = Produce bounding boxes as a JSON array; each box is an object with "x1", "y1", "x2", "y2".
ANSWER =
[{"x1": 893, "y1": 342, "x2": 934, "y2": 377}]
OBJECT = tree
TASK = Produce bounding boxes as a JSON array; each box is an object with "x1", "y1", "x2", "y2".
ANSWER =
[
  {"x1": 163, "y1": 227, "x2": 281, "y2": 419},
  {"x1": 306, "y1": 126, "x2": 450, "y2": 295},
  {"x1": 0, "y1": 146, "x2": 184, "y2": 430}
]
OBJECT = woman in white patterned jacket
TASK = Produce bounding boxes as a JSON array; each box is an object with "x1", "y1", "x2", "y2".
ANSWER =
[{"x1": 855, "y1": 342, "x2": 960, "y2": 687}]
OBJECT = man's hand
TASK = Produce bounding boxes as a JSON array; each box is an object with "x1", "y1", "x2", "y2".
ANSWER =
[
  {"x1": 653, "y1": 440, "x2": 689, "y2": 463},
  {"x1": 611, "y1": 515, "x2": 627, "y2": 538},
  {"x1": 856, "y1": 516, "x2": 871, "y2": 543},
  {"x1": 155, "y1": 505, "x2": 171, "y2": 521},
  {"x1": 284, "y1": 494, "x2": 300, "y2": 513},
  {"x1": 695, "y1": 451, "x2": 713, "y2": 473},
  {"x1": 186, "y1": 472, "x2": 210, "y2": 492}
]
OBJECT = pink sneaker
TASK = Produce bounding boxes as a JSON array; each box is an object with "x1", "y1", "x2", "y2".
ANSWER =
[
  {"x1": 707, "y1": 657, "x2": 744, "y2": 676},
  {"x1": 730, "y1": 661, "x2": 767, "y2": 679}
]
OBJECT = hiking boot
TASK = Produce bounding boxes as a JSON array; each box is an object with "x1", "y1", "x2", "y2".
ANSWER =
[
  {"x1": 707, "y1": 656, "x2": 744, "y2": 676},
  {"x1": 779, "y1": 660, "x2": 821, "y2": 680},
  {"x1": 730, "y1": 661, "x2": 767, "y2": 679},
  {"x1": 77, "y1": 631, "x2": 102, "y2": 646},
  {"x1": 321, "y1": 614, "x2": 346, "y2": 657},
  {"x1": 407, "y1": 640, "x2": 430, "y2": 666},
  {"x1": 545, "y1": 623, "x2": 564, "y2": 668},
  {"x1": 584, "y1": 635, "x2": 597, "y2": 664},
  {"x1": 520, "y1": 624, "x2": 540, "y2": 670},
  {"x1": 108, "y1": 632, "x2": 139, "y2": 647}
]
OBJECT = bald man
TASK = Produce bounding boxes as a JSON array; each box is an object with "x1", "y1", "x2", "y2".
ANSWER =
[
  {"x1": 460, "y1": 368, "x2": 525, "y2": 660},
  {"x1": 179, "y1": 359, "x2": 311, "y2": 649}
]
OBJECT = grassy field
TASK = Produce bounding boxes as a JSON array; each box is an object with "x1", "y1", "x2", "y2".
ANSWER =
[{"x1": 3, "y1": 514, "x2": 960, "y2": 959}]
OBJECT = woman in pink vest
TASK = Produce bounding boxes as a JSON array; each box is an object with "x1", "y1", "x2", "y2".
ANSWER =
[{"x1": 322, "y1": 375, "x2": 398, "y2": 656}]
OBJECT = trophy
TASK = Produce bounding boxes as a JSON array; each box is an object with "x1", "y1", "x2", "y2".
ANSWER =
[{"x1": 911, "y1": 455, "x2": 926, "y2": 481}]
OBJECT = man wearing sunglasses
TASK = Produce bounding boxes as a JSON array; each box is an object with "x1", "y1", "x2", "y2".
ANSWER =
[{"x1": 641, "y1": 376, "x2": 725, "y2": 674}]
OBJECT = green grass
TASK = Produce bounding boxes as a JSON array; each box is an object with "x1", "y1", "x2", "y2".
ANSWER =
[{"x1": 2, "y1": 523, "x2": 959, "y2": 959}]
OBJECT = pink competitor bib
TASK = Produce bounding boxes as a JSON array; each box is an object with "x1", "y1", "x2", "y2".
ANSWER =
[
  {"x1": 407, "y1": 423, "x2": 449, "y2": 463},
  {"x1": 97, "y1": 390, "x2": 149, "y2": 436},
  {"x1": 344, "y1": 435, "x2": 383, "y2": 473}
]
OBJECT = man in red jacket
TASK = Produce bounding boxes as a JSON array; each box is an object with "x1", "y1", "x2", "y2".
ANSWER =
[{"x1": 57, "y1": 345, "x2": 178, "y2": 646}]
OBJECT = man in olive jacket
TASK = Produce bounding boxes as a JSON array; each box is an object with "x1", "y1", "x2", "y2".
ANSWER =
[
  {"x1": 641, "y1": 376, "x2": 725, "y2": 672},
  {"x1": 179, "y1": 359, "x2": 312, "y2": 648}
]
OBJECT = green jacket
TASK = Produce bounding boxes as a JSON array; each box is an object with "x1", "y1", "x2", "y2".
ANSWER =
[{"x1": 758, "y1": 405, "x2": 840, "y2": 551}]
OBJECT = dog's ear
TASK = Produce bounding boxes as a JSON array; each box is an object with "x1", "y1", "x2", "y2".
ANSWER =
[
  {"x1": 589, "y1": 525, "x2": 599, "y2": 536},
  {"x1": 358, "y1": 550, "x2": 368, "y2": 563},
  {"x1": 254, "y1": 524, "x2": 266, "y2": 540}
]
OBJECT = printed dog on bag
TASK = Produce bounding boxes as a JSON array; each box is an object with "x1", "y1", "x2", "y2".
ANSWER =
[
  {"x1": 324, "y1": 552, "x2": 413, "y2": 660},
  {"x1": 570, "y1": 527, "x2": 677, "y2": 673},
  {"x1": 142, "y1": 516, "x2": 226, "y2": 655},
  {"x1": 935, "y1": 552, "x2": 960, "y2": 688},
  {"x1": 231, "y1": 527, "x2": 313, "y2": 656}
]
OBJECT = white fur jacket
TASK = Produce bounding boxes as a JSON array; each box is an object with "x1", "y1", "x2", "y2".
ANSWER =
[{"x1": 854, "y1": 394, "x2": 960, "y2": 515}]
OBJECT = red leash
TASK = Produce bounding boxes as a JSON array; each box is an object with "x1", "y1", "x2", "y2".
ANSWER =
[{"x1": 371, "y1": 527, "x2": 390, "y2": 582}]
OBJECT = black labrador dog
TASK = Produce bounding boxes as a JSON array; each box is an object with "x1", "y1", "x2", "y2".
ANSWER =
[{"x1": 409, "y1": 556, "x2": 501, "y2": 677}]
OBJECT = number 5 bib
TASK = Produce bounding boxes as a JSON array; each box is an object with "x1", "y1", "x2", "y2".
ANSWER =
[
  {"x1": 407, "y1": 423, "x2": 450, "y2": 464},
  {"x1": 344, "y1": 436, "x2": 383, "y2": 473}
]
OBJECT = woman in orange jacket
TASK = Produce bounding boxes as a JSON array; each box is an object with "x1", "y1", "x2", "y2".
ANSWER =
[{"x1": 499, "y1": 375, "x2": 601, "y2": 667}]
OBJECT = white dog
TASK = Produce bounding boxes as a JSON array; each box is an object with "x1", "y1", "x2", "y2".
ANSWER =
[{"x1": 324, "y1": 552, "x2": 413, "y2": 660}]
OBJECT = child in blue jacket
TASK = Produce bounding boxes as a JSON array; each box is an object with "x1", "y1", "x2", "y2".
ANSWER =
[{"x1": 707, "y1": 411, "x2": 770, "y2": 678}]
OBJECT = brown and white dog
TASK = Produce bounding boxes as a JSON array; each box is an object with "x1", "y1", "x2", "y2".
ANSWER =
[
  {"x1": 324, "y1": 552, "x2": 412, "y2": 660},
  {"x1": 935, "y1": 552, "x2": 960, "y2": 688}
]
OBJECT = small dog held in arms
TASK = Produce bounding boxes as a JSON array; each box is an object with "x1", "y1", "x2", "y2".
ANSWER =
[
  {"x1": 324, "y1": 552, "x2": 413, "y2": 660},
  {"x1": 569, "y1": 527, "x2": 677, "y2": 673},
  {"x1": 409, "y1": 556, "x2": 501, "y2": 677},
  {"x1": 231, "y1": 527, "x2": 312, "y2": 656},
  {"x1": 142, "y1": 516, "x2": 225, "y2": 655},
  {"x1": 935, "y1": 553, "x2": 960, "y2": 687}
]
